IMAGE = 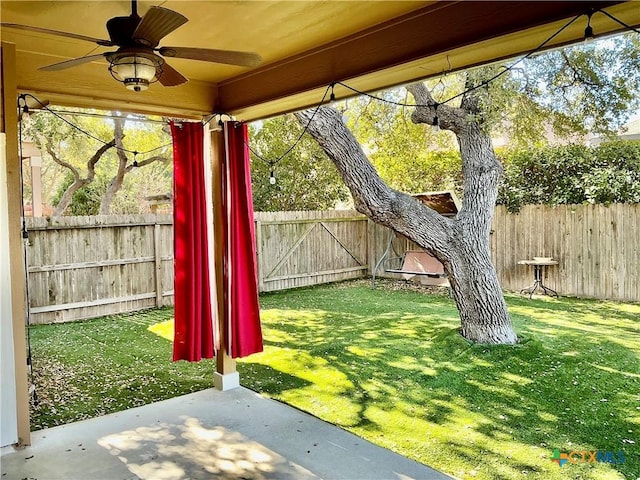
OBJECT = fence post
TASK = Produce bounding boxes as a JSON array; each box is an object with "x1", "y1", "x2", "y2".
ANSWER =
[
  {"x1": 154, "y1": 220, "x2": 162, "y2": 307},
  {"x1": 255, "y1": 218, "x2": 265, "y2": 292},
  {"x1": 367, "y1": 219, "x2": 375, "y2": 275}
]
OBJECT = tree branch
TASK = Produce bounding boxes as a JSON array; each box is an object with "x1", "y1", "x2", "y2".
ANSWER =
[
  {"x1": 124, "y1": 155, "x2": 168, "y2": 173},
  {"x1": 561, "y1": 51, "x2": 600, "y2": 88},
  {"x1": 406, "y1": 83, "x2": 467, "y2": 134},
  {"x1": 42, "y1": 132, "x2": 115, "y2": 216},
  {"x1": 86, "y1": 138, "x2": 116, "y2": 182},
  {"x1": 41, "y1": 135, "x2": 80, "y2": 180},
  {"x1": 295, "y1": 106, "x2": 452, "y2": 255},
  {"x1": 408, "y1": 81, "x2": 503, "y2": 232}
]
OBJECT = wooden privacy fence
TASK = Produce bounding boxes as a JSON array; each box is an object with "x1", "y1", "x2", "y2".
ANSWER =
[
  {"x1": 25, "y1": 215, "x2": 174, "y2": 324},
  {"x1": 255, "y1": 210, "x2": 369, "y2": 292},
  {"x1": 491, "y1": 203, "x2": 639, "y2": 302},
  {"x1": 24, "y1": 204, "x2": 639, "y2": 323}
]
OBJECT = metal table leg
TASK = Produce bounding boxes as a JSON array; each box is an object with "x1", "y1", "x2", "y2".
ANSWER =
[{"x1": 520, "y1": 265, "x2": 558, "y2": 299}]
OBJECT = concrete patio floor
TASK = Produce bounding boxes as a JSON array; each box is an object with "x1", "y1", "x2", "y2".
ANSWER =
[{"x1": 1, "y1": 386, "x2": 453, "y2": 480}]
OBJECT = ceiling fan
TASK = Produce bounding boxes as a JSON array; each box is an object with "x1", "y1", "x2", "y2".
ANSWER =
[{"x1": 1, "y1": 0, "x2": 262, "y2": 92}]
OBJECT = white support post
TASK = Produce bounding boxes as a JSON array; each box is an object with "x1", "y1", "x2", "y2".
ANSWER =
[{"x1": 210, "y1": 124, "x2": 238, "y2": 390}]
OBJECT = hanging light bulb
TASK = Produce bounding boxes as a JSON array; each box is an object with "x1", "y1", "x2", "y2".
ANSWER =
[
  {"x1": 21, "y1": 104, "x2": 30, "y2": 122},
  {"x1": 269, "y1": 169, "x2": 276, "y2": 185},
  {"x1": 132, "y1": 151, "x2": 139, "y2": 168},
  {"x1": 18, "y1": 95, "x2": 30, "y2": 122},
  {"x1": 328, "y1": 82, "x2": 337, "y2": 107},
  {"x1": 584, "y1": 10, "x2": 595, "y2": 42}
]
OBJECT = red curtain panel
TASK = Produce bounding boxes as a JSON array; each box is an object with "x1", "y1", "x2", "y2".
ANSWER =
[
  {"x1": 171, "y1": 121, "x2": 215, "y2": 361},
  {"x1": 224, "y1": 122, "x2": 264, "y2": 358}
]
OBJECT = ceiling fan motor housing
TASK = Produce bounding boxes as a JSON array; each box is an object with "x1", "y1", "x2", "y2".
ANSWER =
[{"x1": 106, "y1": 15, "x2": 142, "y2": 47}]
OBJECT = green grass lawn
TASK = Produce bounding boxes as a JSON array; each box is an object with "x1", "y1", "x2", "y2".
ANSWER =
[
  {"x1": 28, "y1": 280, "x2": 639, "y2": 480},
  {"x1": 28, "y1": 308, "x2": 215, "y2": 428}
]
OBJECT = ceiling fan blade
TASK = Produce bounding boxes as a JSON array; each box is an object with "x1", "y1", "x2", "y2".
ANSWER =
[
  {"x1": 133, "y1": 6, "x2": 187, "y2": 47},
  {"x1": 0, "y1": 23, "x2": 113, "y2": 46},
  {"x1": 158, "y1": 47, "x2": 262, "y2": 67},
  {"x1": 158, "y1": 62, "x2": 188, "y2": 87},
  {"x1": 39, "y1": 54, "x2": 108, "y2": 72}
]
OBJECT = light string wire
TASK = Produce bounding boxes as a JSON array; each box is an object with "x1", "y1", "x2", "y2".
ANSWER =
[
  {"x1": 16, "y1": 9, "x2": 636, "y2": 175},
  {"x1": 336, "y1": 11, "x2": 584, "y2": 108},
  {"x1": 17, "y1": 101, "x2": 37, "y2": 406},
  {"x1": 597, "y1": 8, "x2": 640, "y2": 34},
  {"x1": 19, "y1": 93, "x2": 172, "y2": 159},
  {"x1": 244, "y1": 84, "x2": 333, "y2": 176}
]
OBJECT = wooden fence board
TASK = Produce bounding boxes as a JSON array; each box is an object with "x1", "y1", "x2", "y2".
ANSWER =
[
  {"x1": 491, "y1": 204, "x2": 639, "y2": 301},
  {"x1": 255, "y1": 210, "x2": 368, "y2": 292},
  {"x1": 25, "y1": 215, "x2": 174, "y2": 324},
  {"x1": 23, "y1": 205, "x2": 639, "y2": 324}
]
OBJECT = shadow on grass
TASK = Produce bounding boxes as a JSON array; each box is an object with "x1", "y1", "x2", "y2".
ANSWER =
[
  {"x1": 238, "y1": 362, "x2": 311, "y2": 395},
  {"x1": 243, "y1": 283, "x2": 639, "y2": 480}
]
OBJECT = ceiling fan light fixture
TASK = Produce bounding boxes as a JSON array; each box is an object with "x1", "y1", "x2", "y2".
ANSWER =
[{"x1": 109, "y1": 53, "x2": 162, "y2": 92}]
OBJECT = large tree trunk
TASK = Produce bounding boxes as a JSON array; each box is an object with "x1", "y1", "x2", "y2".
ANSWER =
[
  {"x1": 447, "y1": 122, "x2": 515, "y2": 343},
  {"x1": 295, "y1": 87, "x2": 517, "y2": 344}
]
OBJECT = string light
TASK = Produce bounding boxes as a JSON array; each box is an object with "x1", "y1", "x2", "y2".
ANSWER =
[
  {"x1": 19, "y1": 93, "x2": 172, "y2": 158},
  {"x1": 584, "y1": 10, "x2": 595, "y2": 41},
  {"x1": 329, "y1": 82, "x2": 337, "y2": 105},
  {"x1": 245, "y1": 84, "x2": 332, "y2": 183},
  {"x1": 21, "y1": 104, "x2": 30, "y2": 122}
]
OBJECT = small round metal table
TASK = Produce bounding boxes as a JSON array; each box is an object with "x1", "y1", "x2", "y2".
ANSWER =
[{"x1": 517, "y1": 259, "x2": 558, "y2": 298}]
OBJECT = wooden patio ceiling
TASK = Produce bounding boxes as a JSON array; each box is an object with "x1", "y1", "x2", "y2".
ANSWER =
[{"x1": 1, "y1": 1, "x2": 638, "y2": 121}]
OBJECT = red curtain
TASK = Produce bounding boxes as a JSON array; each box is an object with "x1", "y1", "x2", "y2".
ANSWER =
[
  {"x1": 171, "y1": 121, "x2": 215, "y2": 361},
  {"x1": 224, "y1": 122, "x2": 263, "y2": 358}
]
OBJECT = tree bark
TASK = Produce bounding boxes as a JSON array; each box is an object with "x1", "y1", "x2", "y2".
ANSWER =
[
  {"x1": 99, "y1": 116, "x2": 168, "y2": 214},
  {"x1": 295, "y1": 84, "x2": 517, "y2": 344},
  {"x1": 45, "y1": 137, "x2": 115, "y2": 217},
  {"x1": 99, "y1": 116, "x2": 127, "y2": 215}
]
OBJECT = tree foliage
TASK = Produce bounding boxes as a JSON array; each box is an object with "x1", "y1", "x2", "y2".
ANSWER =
[
  {"x1": 24, "y1": 109, "x2": 172, "y2": 215},
  {"x1": 482, "y1": 32, "x2": 640, "y2": 147},
  {"x1": 344, "y1": 93, "x2": 463, "y2": 195},
  {"x1": 249, "y1": 114, "x2": 349, "y2": 211},
  {"x1": 498, "y1": 140, "x2": 640, "y2": 211}
]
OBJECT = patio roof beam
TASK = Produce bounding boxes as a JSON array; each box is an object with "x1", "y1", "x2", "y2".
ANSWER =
[{"x1": 217, "y1": 0, "x2": 631, "y2": 120}]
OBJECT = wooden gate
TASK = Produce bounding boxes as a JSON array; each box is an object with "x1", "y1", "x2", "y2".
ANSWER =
[{"x1": 255, "y1": 210, "x2": 368, "y2": 292}]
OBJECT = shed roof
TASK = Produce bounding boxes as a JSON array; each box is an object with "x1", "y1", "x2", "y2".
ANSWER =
[{"x1": 412, "y1": 190, "x2": 460, "y2": 216}]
